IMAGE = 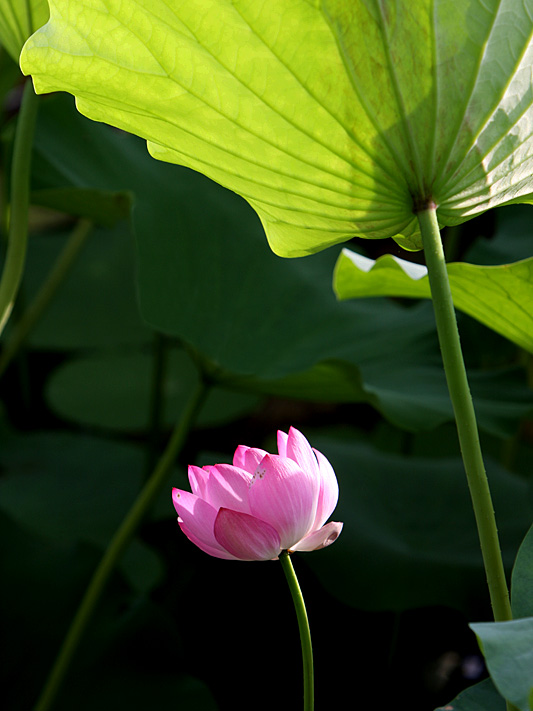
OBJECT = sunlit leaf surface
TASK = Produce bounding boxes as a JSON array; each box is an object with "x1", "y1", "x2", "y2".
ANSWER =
[
  {"x1": 334, "y1": 249, "x2": 533, "y2": 353},
  {"x1": 20, "y1": 0, "x2": 533, "y2": 256},
  {"x1": 0, "y1": 0, "x2": 48, "y2": 61}
]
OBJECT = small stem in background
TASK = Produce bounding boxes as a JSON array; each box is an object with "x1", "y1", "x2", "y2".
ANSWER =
[
  {"x1": 0, "y1": 81, "x2": 38, "y2": 335},
  {"x1": 0, "y1": 219, "x2": 92, "y2": 379},
  {"x1": 416, "y1": 205, "x2": 512, "y2": 624},
  {"x1": 33, "y1": 381, "x2": 210, "y2": 711},
  {"x1": 279, "y1": 550, "x2": 314, "y2": 711},
  {"x1": 144, "y1": 332, "x2": 169, "y2": 477}
]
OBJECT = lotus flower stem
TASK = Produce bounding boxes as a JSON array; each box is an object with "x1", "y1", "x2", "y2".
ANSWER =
[
  {"x1": 417, "y1": 204, "x2": 512, "y2": 624},
  {"x1": 0, "y1": 80, "x2": 38, "y2": 336},
  {"x1": 33, "y1": 380, "x2": 209, "y2": 711},
  {"x1": 279, "y1": 550, "x2": 314, "y2": 711}
]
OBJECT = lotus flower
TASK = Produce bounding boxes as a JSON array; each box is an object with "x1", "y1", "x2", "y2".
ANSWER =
[{"x1": 172, "y1": 427, "x2": 342, "y2": 561}]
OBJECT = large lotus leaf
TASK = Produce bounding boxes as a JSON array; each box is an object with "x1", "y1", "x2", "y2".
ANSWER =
[
  {"x1": 301, "y1": 436, "x2": 532, "y2": 612},
  {"x1": 334, "y1": 249, "x2": 533, "y2": 353},
  {"x1": 29, "y1": 94, "x2": 533, "y2": 435},
  {"x1": 0, "y1": 431, "x2": 163, "y2": 593},
  {"x1": 20, "y1": 0, "x2": 533, "y2": 257},
  {"x1": 0, "y1": 0, "x2": 48, "y2": 61}
]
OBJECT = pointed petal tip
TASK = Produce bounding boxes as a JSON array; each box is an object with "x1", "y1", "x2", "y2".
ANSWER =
[{"x1": 290, "y1": 521, "x2": 343, "y2": 552}]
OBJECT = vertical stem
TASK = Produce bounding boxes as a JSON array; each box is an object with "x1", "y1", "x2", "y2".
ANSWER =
[
  {"x1": 0, "y1": 81, "x2": 38, "y2": 335},
  {"x1": 279, "y1": 550, "x2": 314, "y2": 711},
  {"x1": 416, "y1": 205, "x2": 512, "y2": 623},
  {"x1": 0, "y1": 219, "x2": 92, "y2": 379},
  {"x1": 33, "y1": 381, "x2": 210, "y2": 711}
]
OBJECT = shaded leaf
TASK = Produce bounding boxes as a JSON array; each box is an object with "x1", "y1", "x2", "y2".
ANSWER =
[
  {"x1": 304, "y1": 436, "x2": 532, "y2": 612},
  {"x1": 435, "y1": 678, "x2": 505, "y2": 711},
  {"x1": 29, "y1": 94, "x2": 533, "y2": 435},
  {"x1": 45, "y1": 347, "x2": 262, "y2": 431},
  {"x1": 471, "y1": 617, "x2": 533, "y2": 711},
  {"x1": 511, "y1": 524, "x2": 533, "y2": 619},
  {"x1": 0, "y1": 431, "x2": 163, "y2": 592},
  {"x1": 334, "y1": 248, "x2": 533, "y2": 353},
  {"x1": 21, "y1": 0, "x2": 533, "y2": 256},
  {"x1": 31, "y1": 187, "x2": 132, "y2": 226},
  {"x1": 17, "y1": 222, "x2": 151, "y2": 349}
]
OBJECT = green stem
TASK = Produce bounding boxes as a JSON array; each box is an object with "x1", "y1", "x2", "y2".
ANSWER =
[
  {"x1": 0, "y1": 219, "x2": 92, "y2": 379},
  {"x1": 33, "y1": 380, "x2": 210, "y2": 711},
  {"x1": 416, "y1": 205, "x2": 512, "y2": 624},
  {"x1": 279, "y1": 550, "x2": 314, "y2": 711},
  {"x1": 0, "y1": 81, "x2": 38, "y2": 335}
]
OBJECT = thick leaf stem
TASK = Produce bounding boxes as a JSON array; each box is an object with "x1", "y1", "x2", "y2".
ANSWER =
[
  {"x1": 0, "y1": 80, "x2": 38, "y2": 335},
  {"x1": 279, "y1": 550, "x2": 314, "y2": 711},
  {"x1": 416, "y1": 205, "x2": 512, "y2": 624},
  {"x1": 33, "y1": 380, "x2": 209, "y2": 711}
]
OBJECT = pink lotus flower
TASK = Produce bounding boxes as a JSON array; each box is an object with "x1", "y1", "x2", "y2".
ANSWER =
[{"x1": 172, "y1": 427, "x2": 342, "y2": 561}]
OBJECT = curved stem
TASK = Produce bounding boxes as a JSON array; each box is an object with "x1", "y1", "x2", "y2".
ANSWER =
[
  {"x1": 33, "y1": 380, "x2": 210, "y2": 711},
  {"x1": 0, "y1": 219, "x2": 92, "y2": 379},
  {"x1": 279, "y1": 551, "x2": 314, "y2": 711},
  {"x1": 0, "y1": 81, "x2": 38, "y2": 335},
  {"x1": 417, "y1": 205, "x2": 512, "y2": 623}
]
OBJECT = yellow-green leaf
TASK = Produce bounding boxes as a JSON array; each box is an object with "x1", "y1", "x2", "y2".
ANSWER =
[
  {"x1": 20, "y1": 1, "x2": 533, "y2": 256},
  {"x1": 0, "y1": 0, "x2": 48, "y2": 62},
  {"x1": 334, "y1": 249, "x2": 533, "y2": 353}
]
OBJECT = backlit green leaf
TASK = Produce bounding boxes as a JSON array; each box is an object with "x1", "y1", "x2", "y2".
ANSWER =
[
  {"x1": 0, "y1": 0, "x2": 48, "y2": 61},
  {"x1": 334, "y1": 249, "x2": 533, "y2": 353},
  {"x1": 20, "y1": 0, "x2": 533, "y2": 257}
]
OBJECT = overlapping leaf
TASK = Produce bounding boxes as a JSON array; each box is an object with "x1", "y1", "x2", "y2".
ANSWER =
[
  {"x1": 30, "y1": 95, "x2": 533, "y2": 435},
  {"x1": 0, "y1": 0, "x2": 48, "y2": 61},
  {"x1": 334, "y1": 249, "x2": 533, "y2": 353},
  {"x1": 20, "y1": 0, "x2": 533, "y2": 257}
]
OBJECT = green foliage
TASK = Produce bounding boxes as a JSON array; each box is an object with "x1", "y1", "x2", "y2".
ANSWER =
[
  {"x1": 20, "y1": 0, "x2": 533, "y2": 256},
  {"x1": 334, "y1": 249, "x2": 533, "y2": 353},
  {"x1": 471, "y1": 618, "x2": 533, "y2": 711},
  {"x1": 1, "y1": 3, "x2": 532, "y2": 710},
  {"x1": 0, "y1": 0, "x2": 48, "y2": 61}
]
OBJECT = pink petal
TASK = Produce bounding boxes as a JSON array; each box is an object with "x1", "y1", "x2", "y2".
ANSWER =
[
  {"x1": 248, "y1": 454, "x2": 319, "y2": 550},
  {"x1": 214, "y1": 508, "x2": 281, "y2": 561},
  {"x1": 311, "y1": 448, "x2": 340, "y2": 531},
  {"x1": 202, "y1": 464, "x2": 252, "y2": 514},
  {"x1": 232, "y1": 445, "x2": 268, "y2": 474},
  {"x1": 286, "y1": 427, "x2": 320, "y2": 479},
  {"x1": 290, "y1": 521, "x2": 343, "y2": 552},
  {"x1": 172, "y1": 488, "x2": 229, "y2": 557},
  {"x1": 277, "y1": 430, "x2": 288, "y2": 457},
  {"x1": 179, "y1": 520, "x2": 238, "y2": 560},
  {"x1": 188, "y1": 465, "x2": 209, "y2": 499}
]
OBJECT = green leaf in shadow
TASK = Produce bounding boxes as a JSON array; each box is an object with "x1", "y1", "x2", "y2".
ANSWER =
[
  {"x1": 436, "y1": 678, "x2": 506, "y2": 711},
  {"x1": 511, "y1": 524, "x2": 533, "y2": 619},
  {"x1": 334, "y1": 248, "x2": 533, "y2": 353},
  {"x1": 29, "y1": 94, "x2": 533, "y2": 435},
  {"x1": 471, "y1": 617, "x2": 533, "y2": 711},
  {"x1": 0, "y1": 431, "x2": 163, "y2": 592},
  {"x1": 304, "y1": 436, "x2": 532, "y2": 612}
]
